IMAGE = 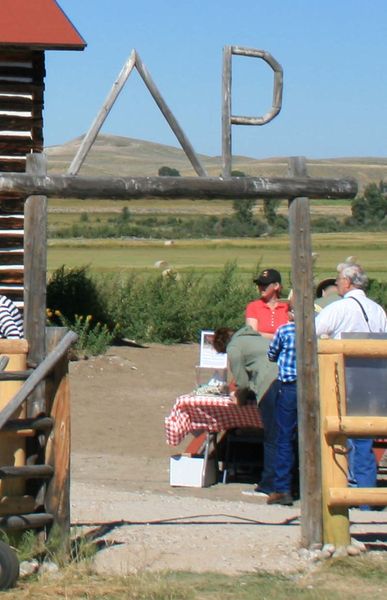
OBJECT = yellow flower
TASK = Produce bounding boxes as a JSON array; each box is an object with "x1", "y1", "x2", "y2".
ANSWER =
[{"x1": 54, "y1": 310, "x2": 62, "y2": 317}]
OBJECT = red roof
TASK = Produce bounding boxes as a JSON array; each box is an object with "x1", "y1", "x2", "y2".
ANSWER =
[{"x1": 0, "y1": 0, "x2": 86, "y2": 50}]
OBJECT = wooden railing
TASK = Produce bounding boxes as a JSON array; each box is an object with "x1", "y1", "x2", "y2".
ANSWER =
[
  {"x1": 0, "y1": 329, "x2": 77, "y2": 538},
  {"x1": 318, "y1": 338, "x2": 387, "y2": 547}
]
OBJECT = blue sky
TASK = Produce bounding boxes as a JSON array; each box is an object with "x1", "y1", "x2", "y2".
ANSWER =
[{"x1": 44, "y1": 0, "x2": 387, "y2": 159}]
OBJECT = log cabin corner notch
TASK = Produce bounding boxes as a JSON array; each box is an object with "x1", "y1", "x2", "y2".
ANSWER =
[{"x1": 0, "y1": 0, "x2": 86, "y2": 308}]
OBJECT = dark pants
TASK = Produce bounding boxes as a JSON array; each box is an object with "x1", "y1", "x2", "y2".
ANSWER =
[
  {"x1": 274, "y1": 381, "x2": 297, "y2": 493},
  {"x1": 258, "y1": 379, "x2": 280, "y2": 493},
  {"x1": 348, "y1": 437, "x2": 377, "y2": 511}
]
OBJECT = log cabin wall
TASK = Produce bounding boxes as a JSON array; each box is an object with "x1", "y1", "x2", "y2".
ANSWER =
[{"x1": 0, "y1": 50, "x2": 45, "y2": 308}]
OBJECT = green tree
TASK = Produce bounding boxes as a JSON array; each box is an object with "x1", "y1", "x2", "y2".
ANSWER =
[
  {"x1": 263, "y1": 198, "x2": 281, "y2": 226},
  {"x1": 232, "y1": 199, "x2": 255, "y2": 224},
  {"x1": 158, "y1": 166, "x2": 181, "y2": 176},
  {"x1": 351, "y1": 181, "x2": 387, "y2": 224}
]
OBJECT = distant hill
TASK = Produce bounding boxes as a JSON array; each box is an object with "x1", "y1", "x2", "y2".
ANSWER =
[{"x1": 45, "y1": 134, "x2": 387, "y2": 192}]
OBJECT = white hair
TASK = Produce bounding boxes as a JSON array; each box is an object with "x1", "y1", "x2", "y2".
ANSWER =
[{"x1": 336, "y1": 262, "x2": 368, "y2": 289}]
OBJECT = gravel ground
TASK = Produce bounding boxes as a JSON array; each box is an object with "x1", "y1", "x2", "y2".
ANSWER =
[{"x1": 68, "y1": 344, "x2": 387, "y2": 574}]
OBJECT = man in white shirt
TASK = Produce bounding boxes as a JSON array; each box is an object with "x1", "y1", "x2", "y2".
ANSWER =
[
  {"x1": 315, "y1": 265, "x2": 387, "y2": 339},
  {"x1": 315, "y1": 261, "x2": 387, "y2": 508}
]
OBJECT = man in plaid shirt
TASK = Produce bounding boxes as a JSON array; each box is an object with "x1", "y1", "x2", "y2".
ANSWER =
[{"x1": 266, "y1": 305, "x2": 297, "y2": 506}]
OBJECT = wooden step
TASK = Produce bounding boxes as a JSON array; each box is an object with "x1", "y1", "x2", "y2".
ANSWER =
[
  {"x1": 2, "y1": 417, "x2": 53, "y2": 432},
  {"x1": 0, "y1": 417, "x2": 54, "y2": 438},
  {"x1": 0, "y1": 465, "x2": 53, "y2": 479},
  {"x1": 0, "y1": 512, "x2": 53, "y2": 531},
  {"x1": 0, "y1": 369, "x2": 32, "y2": 381}
]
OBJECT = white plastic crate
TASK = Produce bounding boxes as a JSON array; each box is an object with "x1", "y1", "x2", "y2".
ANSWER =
[{"x1": 169, "y1": 454, "x2": 217, "y2": 487}]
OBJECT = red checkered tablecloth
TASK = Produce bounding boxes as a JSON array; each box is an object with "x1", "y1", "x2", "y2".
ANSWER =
[{"x1": 165, "y1": 393, "x2": 263, "y2": 446}]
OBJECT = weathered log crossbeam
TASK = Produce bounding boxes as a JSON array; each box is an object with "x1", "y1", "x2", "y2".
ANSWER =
[{"x1": 0, "y1": 173, "x2": 357, "y2": 200}]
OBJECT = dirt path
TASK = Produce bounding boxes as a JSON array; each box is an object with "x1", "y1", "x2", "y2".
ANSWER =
[{"x1": 69, "y1": 344, "x2": 387, "y2": 574}]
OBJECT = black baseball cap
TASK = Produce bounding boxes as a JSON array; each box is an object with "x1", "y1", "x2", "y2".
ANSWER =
[{"x1": 253, "y1": 268, "x2": 282, "y2": 286}]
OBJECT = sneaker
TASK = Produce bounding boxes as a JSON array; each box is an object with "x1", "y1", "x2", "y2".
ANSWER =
[
  {"x1": 267, "y1": 492, "x2": 294, "y2": 506},
  {"x1": 242, "y1": 486, "x2": 270, "y2": 497}
]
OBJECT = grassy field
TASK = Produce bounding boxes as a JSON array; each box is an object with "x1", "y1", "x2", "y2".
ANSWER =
[
  {"x1": 48, "y1": 232, "x2": 387, "y2": 282},
  {"x1": 48, "y1": 198, "x2": 353, "y2": 226},
  {"x1": 46, "y1": 189, "x2": 387, "y2": 283}
]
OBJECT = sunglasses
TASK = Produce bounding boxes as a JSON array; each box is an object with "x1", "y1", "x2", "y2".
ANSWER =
[{"x1": 258, "y1": 282, "x2": 275, "y2": 289}]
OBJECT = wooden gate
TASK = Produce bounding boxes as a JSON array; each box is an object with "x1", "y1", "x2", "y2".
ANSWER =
[{"x1": 319, "y1": 338, "x2": 387, "y2": 546}]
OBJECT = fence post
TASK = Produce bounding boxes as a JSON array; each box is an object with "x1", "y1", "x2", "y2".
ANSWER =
[
  {"x1": 318, "y1": 351, "x2": 351, "y2": 546},
  {"x1": 24, "y1": 153, "x2": 47, "y2": 416},
  {"x1": 222, "y1": 46, "x2": 232, "y2": 178},
  {"x1": 288, "y1": 156, "x2": 322, "y2": 547},
  {"x1": 44, "y1": 327, "x2": 71, "y2": 552}
]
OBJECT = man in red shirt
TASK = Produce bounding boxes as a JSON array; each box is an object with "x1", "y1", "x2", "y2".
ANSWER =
[{"x1": 246, "y1": 269, "x2": 289, "y2": 339}]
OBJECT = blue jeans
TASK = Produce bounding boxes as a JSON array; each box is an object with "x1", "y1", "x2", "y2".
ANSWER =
[
  {"x1": 348, "y1": 437, "x2": 377, "y2": 511},
  {"x1": 258, "y1": 380, "x2": 280, "y2": 493},
  {"x1": 274, "y1": 381, "x2": 297, "y2": 493}
]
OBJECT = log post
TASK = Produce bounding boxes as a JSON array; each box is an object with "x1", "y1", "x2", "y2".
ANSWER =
[
  {"x1": 222, "y1": 46, "x2": 232, "y2": 178},
  {"x1": 134, "y1": 52, "x2": 208, "y2": 177},
  {"x1": 318, "y1": 352, "x2": 350, "y2": 546},
  {"x1": 44, "y1": 327, "x2": 71, "y2": 549},
  {"x1": 24, "y1": 153, "x2": 47, "y2": 417},
  {"x1": 67, "y1": 50, "x2": 137, "y2": 176},
  {"x1": 288, "y1": 156, "x2": 322, "y2": 547}
]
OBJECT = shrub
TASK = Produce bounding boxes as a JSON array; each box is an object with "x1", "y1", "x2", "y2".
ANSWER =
[
  {"x1": 197, "y1": 262, "x2": 254, "y2": 332},
  {"x1": 103, "y1": 271, "x2": 202, "y2": 343},
  {"x1": 158, "y1": 165, "x2": 180, "y2": 176},
  {"x1": 47, "y1": 265, "x2": 108, "y2": 325},
  {"x1": 50, "y1": 314, "x2": 117, "y2": 359},
  {"x1": 312, "y1": 216, "x2": 342, "y2": 232},
  {"x1": 46, "y1": 262, "x2": 276, "y2": 345},
  {"x1": 103, "y1": 262, "x2": 257, "y2": 344},
  {"x1": 272, "y1": 214, "x2": 289, "y2": 232},
  {"x1": 368, "y1": 278, "x2": 387, "y2": 310}
]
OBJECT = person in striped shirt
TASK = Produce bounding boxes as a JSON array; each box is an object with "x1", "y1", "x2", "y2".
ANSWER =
[{"x1": 0, "y1": 295, "x2": 23, "y2": 339}]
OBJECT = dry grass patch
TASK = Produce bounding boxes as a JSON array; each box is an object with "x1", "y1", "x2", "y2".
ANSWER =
[{"x1": 3, "y1": 556, "x2": 387, "y2": 600}]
